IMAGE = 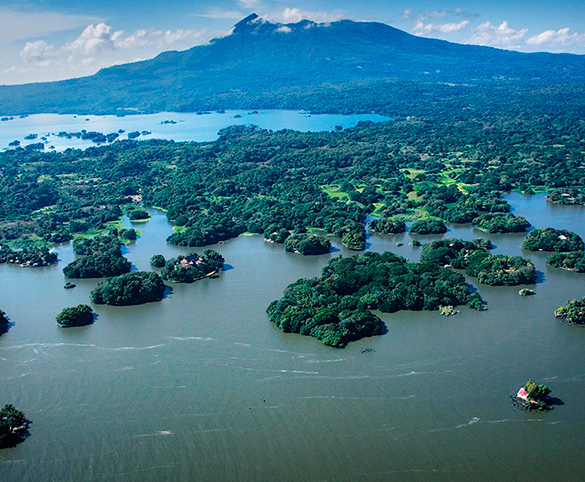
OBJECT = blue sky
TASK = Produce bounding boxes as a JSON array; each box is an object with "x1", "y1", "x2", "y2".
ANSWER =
[{"x1": 1, "y1": 0, "x2": 584, "y2": 85}]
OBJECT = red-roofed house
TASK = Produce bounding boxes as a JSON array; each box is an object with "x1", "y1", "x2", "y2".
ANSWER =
[{"x1": 517, "y1": 387, "x2": 529, "y2": 401}]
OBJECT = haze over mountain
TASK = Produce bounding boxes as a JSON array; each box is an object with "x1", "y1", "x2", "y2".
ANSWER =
[{"x1": 1, "y1": 13, "x2": 584, "y2": 115}]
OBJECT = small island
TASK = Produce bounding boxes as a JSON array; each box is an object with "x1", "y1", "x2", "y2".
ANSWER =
[
  {"x1": 63, "y1": 234, "x2": 131, "y2": 278},
  {"x1": 522, "y1": 228, "x2": 584, "y2": 252},
  {"x1": 119, "y1": 228, "x2": 137, "y2": 241},
  {"x1": 420, "y1": 238, "x2": 535, "y2": 286},
  {"x1": 0, "y1": 246, "x2": 58, "y2": 268},
  {"x1": 267, "y1": 252, "x2": 485, "y2": 347},
  {"x1": 0, "y1": 404, "x2": 28, "y2": 448},
  {"x1": 546, "y1": 251, "x2": 585, "y2": 273},
  {"x1": 161, "y1": 250, "x2": 225, "y2": 283},
  {"x1": 126, "y1": 207, "x2": 150, "y2": 222},
  {"x1": 547, "y1": 189, "x2": 584, "y2": 205},
  {"x1": 465, "y1": 252, "x2": 536, "y2": 286},
  {"x1": 90, "y1": 271, "x2": 166, "y2": 306},
  {"x1": 341, "y1": 227, "x2": 366, "y2": 251},
  {"x1": 0, "y1": 310, "x2": 9, "y2": 335},
  {"x1": 263, "y1": 225, "x2": 290, "y2": 243},
  {"x1": 472, "y1": 213, "x2": 530, "y2": 233},
  {"x1": 285, "y1": 234, "x2": 332, "y2": 255},
  {"x1": 420, "y1": 238, "x2": 493, "y2": 268},
  {"x1": 150, "y1": 254, "x2": 166, "y2": 268},
  {"x1": 515, "y1": 379, "x2": 553, "y2": 411},
  {"x1": 167, "y1": 218, "x2": 244, "y2": 247},
  {"x1": 409, "y1": 219, "x2": 447, "y2": 235},
  {"x1": 368, "y1": 218, "x2": 406, "y2": 235},
  {"x1": 555, "y1": 297, "x2": 585, "y2": 324},
  {"x1": 56, "y1": 304, "x2": 94, "y2": 327}
]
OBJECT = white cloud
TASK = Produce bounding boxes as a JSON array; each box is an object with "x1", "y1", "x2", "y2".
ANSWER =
[
  {"x1": 526, "y1": 27, "x2": 585, "y2": 50},
  {"x1": 157, "y1": 29, "x2": 207, "y2": 47},
  {"x1": 193, "y1": 9, "x2": 245, "y2": 20},
  {"x1": 415, "y1": 20, "x2": 469, "y2": 35},
  {"x1": 20, "y1": 40, "x2": 57, "y2": 66},
  {"x1": 410, "y1": 9, "x2": 477, "y2": 37},
  {"x1": 468, "y1": 21, "x2": 528, "y2": 48},
  {"x1": 238, "y1": 0, "x2": 262, "y2": 7},
  {"x1": 66, "y1": 23, "x2": 122, "y2": 55},
  {"x1": 419, "y1": 11, "x2": 448, "y2": 21},
  {"x1": 275, "y1": 26, "x2": 293, "y2": 33},
  {"x1": 267, "y1": 8, "x2": 344, "y2": 24},
  {"x1": 115, "y1": 30, "x2": 150, "y2": 49},
  {"x1": 213, "y1": 27, "x2": 236, "y2": 40},
  {"x1": 65, "y1": 23, "x2": 207, "y2": 56}
]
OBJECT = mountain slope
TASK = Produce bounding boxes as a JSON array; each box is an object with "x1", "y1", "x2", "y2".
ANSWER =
[{"x1": 1, "y1": 14, "x2": 584, "y2": 115}]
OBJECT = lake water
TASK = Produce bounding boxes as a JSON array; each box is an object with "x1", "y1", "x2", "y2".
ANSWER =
[
  {"x1": 2, "y1": 193, "x2": 585, "y2": 480},
  {"x1": 0, "y1": 111, "x2": 389, "y2": 151}
]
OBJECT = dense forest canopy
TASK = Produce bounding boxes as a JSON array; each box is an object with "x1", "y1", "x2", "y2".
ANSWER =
[
  {"x1": 161, "y1": 250, "x2": 224, "y2": 283},
  {"x1": 1, "y1": 102, "x2": 584, "y2": 254},
  {"x1": 90, "y1": 272, "x2": 166, "y2": 306},
  {"x1": 521, "y1": 228, "x2": 584, "y2": 252},
  {"x1": 0, "y1": 310, "x2": 9, "y2": 334},
  {"x1": 56, "y1": 305, "x2": 94, "y2": 327},
  {"x1": 555, "y1": 297, "x2": 585, "y2": 324},
  {"x1": 267, "y1": 251, "x2": 485, "y2": 347},
  {"x1": 0, "y1": 404, "x2": 28, "y2": 448},
  {"x1": 63, "y1": 234, "x2": 132, "y2": 278},
  {"x1": 547, "y1": 251, "x2": 585, "y2": 273}
]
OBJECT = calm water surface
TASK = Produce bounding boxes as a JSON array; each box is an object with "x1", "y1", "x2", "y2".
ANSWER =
[
  {"x1": 1, "y1": 195, "x2": 585, "y2": 481},
  {"x1": 0, "y1": 111, "x2": 389, "y2": 151}
]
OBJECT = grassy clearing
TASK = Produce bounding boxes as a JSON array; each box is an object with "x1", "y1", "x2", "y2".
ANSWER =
[
  {"x1": 321, "y1": 184, "x2": 349, "y2": 200},
  {"x1": 371, "y1": 202, "x2": 385, "y2": 216},
  {"x1": 401, "y1": 168, "x2": 426, "y2": 180},
  {"x1": 128, "y1": 217, "x2": 151, "y2": 223},
  {"x1": 407, "y1": 191, "x2": 423, "y2": 202}
]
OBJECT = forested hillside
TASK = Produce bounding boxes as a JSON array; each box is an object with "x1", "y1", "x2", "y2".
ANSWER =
[{"x1": 1, "y1": 14, "x2": 585, "y2": 115}]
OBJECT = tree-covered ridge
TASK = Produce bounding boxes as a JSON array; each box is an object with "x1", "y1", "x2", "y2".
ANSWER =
[
  {"x1": 0, "y1": 405, "x2": 28, "y2": 449},
  {"x1": 56, "y1": 304, "x2": 94, "y2": 327},
  {"x1": 472, "y1": 213, "x2": 530, "y2": 233},
  {"x1": 267, "y1": 252, "x2": 485, "y2": 347},
  {"x1": 522, "y1": 228, "x2": 584, "y2": 252},
  {"x1": 63, "y1": 234, "x2": 131, "y2": 278},
  {"x1": 90, "y1": 271, "x2": 166, "y2": 306},
  {"x1": 1, "y1": 14, "x2": 585, "y2": 116},
  {"x1": 284, "y1": 234, "x2": 332, "y2": 255},
  {"x1": 555, "y1": 297, "x2": 585, "y2": 324},
  {"x1": 546, "y1": 251, "x2": 585, "y2": 273},
  {"x1": 161, "y1": 250, "x2": 225, "y2": 283}
]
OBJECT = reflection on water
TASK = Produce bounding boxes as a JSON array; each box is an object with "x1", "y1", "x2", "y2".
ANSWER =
[{"x1": 1, "y1": 196, "x2": 585, "y2": 481}]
